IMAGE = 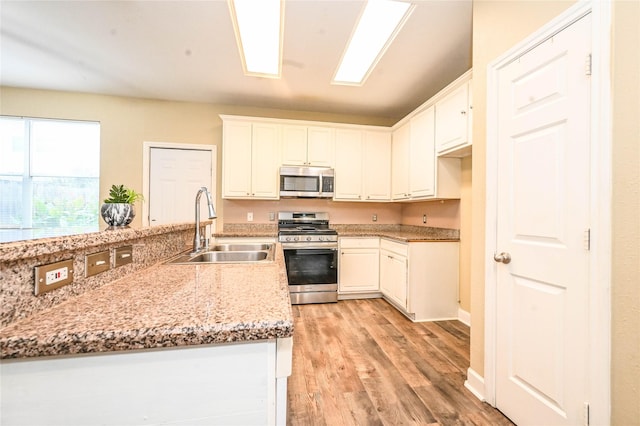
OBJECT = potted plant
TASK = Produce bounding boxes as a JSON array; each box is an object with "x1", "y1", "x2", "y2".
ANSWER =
[{"x1": 100, "y1": 184, "x2": 144, "y2": 227}]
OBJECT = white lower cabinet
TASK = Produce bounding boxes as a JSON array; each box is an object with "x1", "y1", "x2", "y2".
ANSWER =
[
  {"x1": 379, "y1": 239, "x2": 409, "y2": 308},
  {"x1": 380, "y1": 238, "x2": 459, "y2": 322},
  {"x1": 338, "y1": 237, "x2": 380, "y2": 296},
  {"x1": 1, "y1": 338, "x2": 293, "y2": 426}
]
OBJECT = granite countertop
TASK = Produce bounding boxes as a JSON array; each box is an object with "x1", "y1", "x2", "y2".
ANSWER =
[
  {"x1": 0, "y1": 245, "x2": 293, "y2": 360},
  {"x1": 332, "y1": 225, "x2": 459, "y2": 242},
  {"x1": 0, "y1": 222, "x2": 200, "y2": 263},
  {"x1": 215, "y1": 224, "x2": 459, "y2": 242}
]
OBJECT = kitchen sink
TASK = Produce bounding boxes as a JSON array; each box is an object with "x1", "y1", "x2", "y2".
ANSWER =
[
  {"x1": 165, "y1": 243, "x2": 275, "y2": 264},
  {"x1": 208, "y1": 244, "x2": 272, "y2": 252}
]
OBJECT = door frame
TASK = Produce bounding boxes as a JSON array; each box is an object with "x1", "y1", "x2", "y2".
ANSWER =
[
  {"x1": 484, "y1": 1, "x2": 612, "y2": 424},
  {"x1": 142, "y1": 141, "x2": 217, "y2": 227}
]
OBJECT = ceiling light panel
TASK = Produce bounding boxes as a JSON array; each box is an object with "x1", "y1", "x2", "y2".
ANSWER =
[
  {"x1": 333, "y1": 0, "x2": 414, "y2": 85},
  {"x1": 229, "y1": 0, "x2": 284, "y2": 77}
]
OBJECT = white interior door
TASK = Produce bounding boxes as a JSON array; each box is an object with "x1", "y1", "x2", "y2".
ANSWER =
[
  {"x1": 149, "y1": 147, "x2": 214, "y2": 226},
  {"x1": 494, "y1": 14, "x2": 591, "y2": 425}
]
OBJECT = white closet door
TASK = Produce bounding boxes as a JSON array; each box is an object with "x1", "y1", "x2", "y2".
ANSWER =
[
  {"x1": 494, "y1": 14, "x2": 591, "y2": 426},
  {"x1": 149, "y1": 148, "x2": 213, "y2": 226}
]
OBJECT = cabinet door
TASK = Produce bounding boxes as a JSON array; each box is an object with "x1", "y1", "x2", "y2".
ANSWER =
[
  {"x1": 391, "y1": 123, "x2": 410, "y2": 200},
  {"x1": 251, "y1": 123, "x2": 280, "y2": 199},
  {"x1": 363, "y1": 131, "x2": 391, "y2": 201},
  {"x1": 281, "y1": 125, "x2": 308, "y2": 166},
  {"x1": 435, "y1": 82, "x2": 470, "y2": 153},
  {"x1": 380, "y1": 249, "x2": 407, "y2": 309},
  {"x1": 339, "y1": 248, "x2": 380, "y2": 293},
  {"x1": 222, "y1": 120, "x2": 253, "y2": 198},
  {"x1": 334, "y1": 129, "x2": 363, "y2": 200},
  {"x1": 409, "y1": 106, "x2": 435, "y2": 198},
  {"x1": 307, "y1": 127, "x2": 334, "y2": 167}
]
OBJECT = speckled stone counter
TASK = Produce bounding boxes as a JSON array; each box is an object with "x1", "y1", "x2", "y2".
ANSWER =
[
  {"x1": 334, "y1": 224, "x2": 458, "y2": 242},
  {"x1": 215, "y1": 223, "x2": 458, "y2": 242},
  {"x1": 0, "y1": 245, "x2": 293, "y2": 359},
  {"x1": 214, "y1": 223, "x2": 278, "y2": 239},
  {"x1": 1, "y1": 223, "x2": 199, "y2": 327}
]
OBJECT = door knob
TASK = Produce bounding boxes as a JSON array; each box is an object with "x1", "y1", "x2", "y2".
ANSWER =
[{"x1": 494, "y1": 252, "x2": 512, "y2": 264}]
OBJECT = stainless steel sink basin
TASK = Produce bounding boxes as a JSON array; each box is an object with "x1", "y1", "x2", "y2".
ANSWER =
[
  {"x1": 192, "y1": 251, "x2": 269, "y2": 262},
  {"x1": 165, "y1": 243, "x2": 275, "y2": 264},
  {"x1": 209, "y1": 244, "x2": 272, "y2": 252}
]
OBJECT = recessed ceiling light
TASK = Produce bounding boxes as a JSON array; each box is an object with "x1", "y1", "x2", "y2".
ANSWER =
[
  {"x1": 333, "y1": 0, "x2": 414, "y2": 86},
  {"x1": 228, "y1": 0, "x2": 284, "y2": 78}
]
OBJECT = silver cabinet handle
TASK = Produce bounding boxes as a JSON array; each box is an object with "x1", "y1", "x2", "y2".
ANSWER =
[{"x1": 494, "y1": 252, "x2": 511, "y2": 264}]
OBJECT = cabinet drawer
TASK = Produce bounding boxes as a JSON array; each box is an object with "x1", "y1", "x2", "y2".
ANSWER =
[
  {"x1": 380, "y1": 238, "x2": 408, "y2": 256},
  {"x1": 339, "y1": 237, "x2": 379, "y2": 249}
]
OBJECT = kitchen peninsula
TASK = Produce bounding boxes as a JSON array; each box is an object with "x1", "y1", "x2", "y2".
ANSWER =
[{"x1": 0, "y1": 225, "x2": 293, "y2": 425}]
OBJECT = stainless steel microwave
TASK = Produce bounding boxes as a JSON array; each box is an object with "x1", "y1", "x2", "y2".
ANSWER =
[{"x1": 279, "y1": 166, "x2": 334, "y2": 198}]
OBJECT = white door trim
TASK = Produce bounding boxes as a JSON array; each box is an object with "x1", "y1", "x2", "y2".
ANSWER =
[
  {"x1": 484, "y1": 1, "x2": 611, "y2": 424},
  {"x1": 142, "y1": 141, "x2": 217, "y2": 227}
]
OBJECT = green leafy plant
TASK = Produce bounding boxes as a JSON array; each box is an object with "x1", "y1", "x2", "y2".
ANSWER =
[{"x1": 103, "y1": 184, "x2": 144, "y2": 204}]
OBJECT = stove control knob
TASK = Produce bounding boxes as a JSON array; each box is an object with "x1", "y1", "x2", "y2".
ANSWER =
[
  {"x1": 293, "y1": 236, "x2": 299, "y2": 242},
  {"x1": 318, "y1": 236, "x2": 324, "y2": 241},
  {"x1": 306, "y1": 236, "x2": 312, "y2": 241}
]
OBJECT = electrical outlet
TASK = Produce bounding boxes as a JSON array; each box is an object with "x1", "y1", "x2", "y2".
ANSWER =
[
  {"x1": 269, "y1": 212, "x2": 275, "y2": 221},
  {"x1": 34, "y1": 259, "x2": 74, "y2": 295},
  {"x1": 422, "y1": 214, "x2": 427, "y2": 224},
  {"x1": 46, "y1": 266, "x2": 68, "y2": 285},
  {"x1": 247, "y1": 212, "x2": 253, "y2": 222},
  {"x1": 372, "y1": 214, "x2": 377, "y2": 222}
]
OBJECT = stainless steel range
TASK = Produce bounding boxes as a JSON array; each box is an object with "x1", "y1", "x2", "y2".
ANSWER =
[{"x1": 278, "y1": 212, "x2": 338, "y2": 304}]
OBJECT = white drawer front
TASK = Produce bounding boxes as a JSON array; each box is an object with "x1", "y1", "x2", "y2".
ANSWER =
[
  {"x1": 339, "y1": 237, "x2": 379, "y2": 249},
  {"x1": 380, "y1": 238, "x2": 408, "y2": 256}
]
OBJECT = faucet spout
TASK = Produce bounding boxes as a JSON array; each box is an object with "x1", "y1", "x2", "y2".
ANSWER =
[{"x1": 192, "y1": 187, "x2": 217, "y2": 254}]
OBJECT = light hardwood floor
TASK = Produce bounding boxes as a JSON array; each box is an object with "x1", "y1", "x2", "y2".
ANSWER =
[{"x1": 287, "y1": 298, "x2": 513, "y2": 426}]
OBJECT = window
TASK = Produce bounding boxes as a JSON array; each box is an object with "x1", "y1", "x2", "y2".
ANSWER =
[{"x1": 0, "y1": 116, "x2": 100, "y2": 242}]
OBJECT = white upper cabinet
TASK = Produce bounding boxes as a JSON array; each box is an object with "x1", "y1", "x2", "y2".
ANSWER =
[
  {"x1": 408, "y1": 106, "x2": 436, "y2": 198},
  {"x1": 334, "y1": 129, "x2": 391, "y2": 201},
  {"x1": 334, "y1": 129, "x2": 363, "y2": 200},
  {"x1": 391, "y1": 71, "x2": 471, "y2": 201},
  {"x1": 222, "y1": 120, "x2": 252, "y2": 199},
  {"x1": 280, "y1": 125, "x2": 308, "y2": 166},
  {"x1": 251, "y1": 123, "x2": 281, "y2": 198},
  {"x1": 363, "y1": 131, "x2": 391, "y2": 201},
  {"x1": 391, "y1": 106, "x2": 437, "y2": 200},
  {"x1": 281, "y1": 125, "x2": 334, "y2": 167},
  {"x1": 435, "y1": 80, "x2": 472, "y2": 156},
  {"x1": 222, "y1": 117, "x2": 280, "y2": 200},
  {"x1": 307, "y1": 127, "x2": 335, "y2": 167},
  {"x1": 391, "y1": 122, "x2": 410, "y2": 200}
]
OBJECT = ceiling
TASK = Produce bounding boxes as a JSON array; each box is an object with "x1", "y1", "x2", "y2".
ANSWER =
[{"x1": 0, "y1": 0, "x2": 472, "y2": 121}]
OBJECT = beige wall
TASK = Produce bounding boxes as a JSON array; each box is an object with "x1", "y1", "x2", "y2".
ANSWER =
[
  {"x1": 470, "y1": 0, "x2": 575, "y2": 377},
  {"x1": 611, "y1": 1, "x2": 640, "y2": 424},
  {"x1": 458, "y1": 156, "x2": 472, "y2": 313},
  {"x1": 0, "y1": 87, "x2": 394, "y2": 230},
  {"x1": 471, "y1": 0, "x2": 640, "y2": 423}
]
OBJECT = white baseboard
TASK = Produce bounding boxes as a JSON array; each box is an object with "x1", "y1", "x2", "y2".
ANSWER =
[
  {"x1": 464, "y1": 367, "x2": 485, "y2": 402},
  {"x1": 458, "y1": 307, "x2": 471, "y2": 326},
  {"x1": 337, "y1": 292, "x2": 382, "y2": 300}
]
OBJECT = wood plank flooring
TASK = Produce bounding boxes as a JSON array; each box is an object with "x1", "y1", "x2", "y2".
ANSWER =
[{"x1": 287, "y1": 298, "x2": 513, "y2": 426}]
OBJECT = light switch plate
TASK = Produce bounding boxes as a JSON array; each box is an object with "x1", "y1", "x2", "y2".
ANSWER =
[
  {"x1": 114, "y1": 245, "x2": 133, "y2": 267},
  {"x1": 85, "y1": 251, "x2": 110, "y2": 277}
]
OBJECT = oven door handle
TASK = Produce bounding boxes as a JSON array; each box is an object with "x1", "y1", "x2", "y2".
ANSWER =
[{"x1": 282, "y1": 247, "x2": 338, "y2": 253}]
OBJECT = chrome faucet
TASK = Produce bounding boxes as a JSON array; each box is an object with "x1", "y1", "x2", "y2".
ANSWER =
[{"x1": 192, "y1": 187, "x2": 217, "y2": 254}]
